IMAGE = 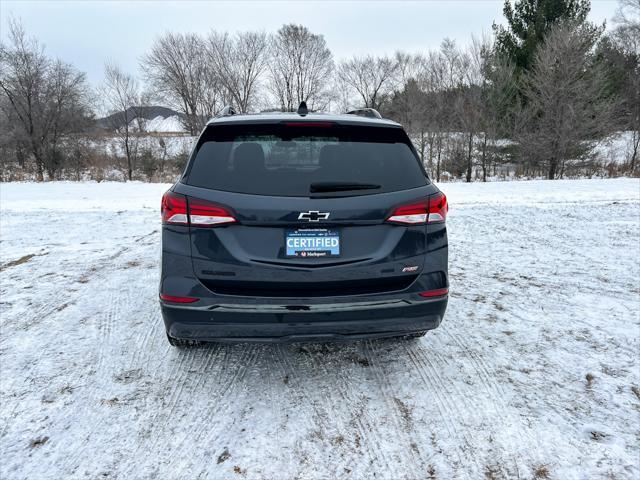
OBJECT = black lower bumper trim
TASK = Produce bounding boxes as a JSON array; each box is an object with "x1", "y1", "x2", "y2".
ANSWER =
[{"x1": 161, "y1": 297, "x2": 447, "y2": 343}]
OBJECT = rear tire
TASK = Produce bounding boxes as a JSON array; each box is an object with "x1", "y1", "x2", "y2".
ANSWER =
[
  {"x1": 166, "y1": 332, "x2": 204, "y2": 348},
  {"x1": 403, "y1": 331, "x2": 427, "y2": 339}
]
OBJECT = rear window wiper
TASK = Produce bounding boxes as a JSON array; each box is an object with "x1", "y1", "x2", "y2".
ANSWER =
[{"x1": 309, "y1": 182, "x2": 381, "y2": 193}]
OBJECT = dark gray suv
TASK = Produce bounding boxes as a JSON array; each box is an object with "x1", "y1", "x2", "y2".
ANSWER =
[{"x1": 160, "y1": 106, "x2": 448, "y2": 346}]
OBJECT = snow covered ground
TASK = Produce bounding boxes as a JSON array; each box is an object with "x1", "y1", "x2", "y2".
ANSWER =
[
  {"x1": 142, "y1": 115, "x2": 185, "y2": 133},
  {"x1": 594, "y1": 131, "x2": 638, "y2": 166},
  {"x1": 97, "y1": 134, "x2": 195, "y2": 160},
  {"x1": 0, "y1": 178, "x2": 638, "y2": 479}
]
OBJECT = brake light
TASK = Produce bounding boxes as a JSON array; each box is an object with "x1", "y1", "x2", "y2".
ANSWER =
[
  {"x1": 387, "y1": 202, "x2": 428, "y2": 224},
  {"x1": 386, "y1": 192, "x2": 448, "y2": 225},
  {"x1": 427, "y1": 192, "x2": 448, "y2": 223},
  {"x1": 161, "y1": 191, "x2": 236, "y2": 227},
  {"x1": 161, "y1": 191, "x2": 188, "y2": 225},
  {"x1": 188, "y1": 198, "x2": 236, "y2": 226},
  {"x1": 284, "y1": 122, "x2": 334, "y2": 127}
]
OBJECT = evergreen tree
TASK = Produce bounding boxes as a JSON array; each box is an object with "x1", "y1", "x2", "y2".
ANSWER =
[{"x1": 493, "y1": 0, "x2": 592, "y2": 72}]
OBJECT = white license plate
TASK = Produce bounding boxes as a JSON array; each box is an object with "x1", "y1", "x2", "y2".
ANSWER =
[{"x1": 285, "y1": 229, "x2": 340, "y2": 258}]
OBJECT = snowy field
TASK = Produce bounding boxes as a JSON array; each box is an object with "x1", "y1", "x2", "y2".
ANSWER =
[{"x1": 1, "y1": 178, "x2": 639, "y2": 479}]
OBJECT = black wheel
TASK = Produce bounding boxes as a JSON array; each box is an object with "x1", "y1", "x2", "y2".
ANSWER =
[
  {"x1": 166, "y1": 332, "x2": 204, "y2": 348},
  {"x1": 403, "y1": 331, "x2": 427, "y2": 339}
]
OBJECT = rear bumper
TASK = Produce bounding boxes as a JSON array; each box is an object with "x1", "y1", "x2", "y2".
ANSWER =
[{"x1": 161, "y1": 295, "x2": 447, "y2": 343}]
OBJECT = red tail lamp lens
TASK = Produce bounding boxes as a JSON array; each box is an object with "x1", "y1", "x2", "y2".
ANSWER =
[
  {"x1": 386, "y1": 192, "x2": 448, "y2": 225},
  {"x1": 188, "y1": 198, "x2": 236, "y2": 227},
  {"x1": 161, "y1": 191, "x2": 188, "y2": 225},
  {"x1": 160, "y1": 294, "x2": 199, "y2": 304},
  {"x1": 418, "y1": 288, "x2": 449, "y2": 298},
  {"x1": 161, "y1": 191, "x2": 236, "y2": 227},
  {"x1": 427, "y1": 192, "x2": 448, "y2": 223}
]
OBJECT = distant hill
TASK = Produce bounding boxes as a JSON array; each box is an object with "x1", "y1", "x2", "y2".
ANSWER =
[{"x1": 97, "y1": 106, "x2": 186, "y2": 133}]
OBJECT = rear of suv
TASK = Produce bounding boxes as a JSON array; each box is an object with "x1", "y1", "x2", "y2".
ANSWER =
[{"x1": 160, "y1": 106, "x2": 448, "y2": 346}]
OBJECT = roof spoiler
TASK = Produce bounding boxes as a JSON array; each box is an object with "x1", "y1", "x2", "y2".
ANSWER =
[
  {"x1": 346, "y1": 108, "x2": 382, "y2": 119},
  {"x1": 217, "y1": 105, "x2": 236, "y2": 117}
]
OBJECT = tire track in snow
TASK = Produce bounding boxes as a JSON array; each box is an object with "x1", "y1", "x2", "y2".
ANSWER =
[
  {"x1": 421, "y1": 341, "x2": 521, "y2": 478},
  {"x1": 363, "y1": 340, "x2": 429, "y2": 473},
  {"x1": 264, "y1": 347, "x2": 284, "y2": 471},
  {"x1": 272, "y1": 344, "x2": 374, "y2": 478},
  {"x1": 192, "y1": 345, "x2": 281, "y2": 478},
  {"x1": 127, "y1": 311, "x2": 157, "y2": 371},
  {"x1": 119, "y1": 346, "x2": 223, "y2": 478},
  {"x1": 125, "y1": 266, "x2": 162, "y2": 371},
  {"x1": 206, "y1": 345, "x2": 303, "y2": 478},
  {"x1": 270, "y1": 345, "x2": 316, "y2": 473},
  {"x1": 442, "y1": 328, "x2": 507, "y2": 399},
  {"x1": 302, "y1": 344, "x2": 395, "y2": 477},
  {"x1": 64, "y1": 237, "x2": 155, "y2": 474},
  {"x1": 432, "y1": 348, "x2": 523, "y2": 476},
  {"x1": 21, "y1": 242, "x2": 141, "y2": 476},
  {"x1": 164, "y1": 349, "x2": 199, "y2": 417},
  {"x1": 266, "y1": 344, "x2": 379, "y2": 477},
  {"x1": 128, "y1": 346, "x2": 215, "y2": 465},
  {"x1": 164, "y1": 345, "x2": 261, "y2": 476},
  {"x1": 58, "y1": 284, "x2": 133, "y2": 476},
  {"x1": 64, "y1": 233, "x2": 162, "y2": 475},
  {"x1": 437, "y1": 325, "x2": 553, "y2": 470},
  {"x1": 402, "y1": 340, "x2": 483, "y2": 478},
  {"x1": 280, "y1": 345, "x2": 371, "y2": 478}
]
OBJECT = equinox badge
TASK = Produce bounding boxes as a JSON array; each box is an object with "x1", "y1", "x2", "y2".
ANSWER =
[{"x1": 298, "y1": 211, "x2": 330, "y2": 222}]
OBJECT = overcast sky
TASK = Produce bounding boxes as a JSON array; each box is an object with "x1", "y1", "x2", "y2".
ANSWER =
[{"x1": 1, "y1": 0, "x2": 620, "y2": 87}]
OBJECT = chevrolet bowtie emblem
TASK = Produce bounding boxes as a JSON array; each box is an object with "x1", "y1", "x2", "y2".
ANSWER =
[{"x1": 298, "y1": 211, "x2": 330, "y2": 222}]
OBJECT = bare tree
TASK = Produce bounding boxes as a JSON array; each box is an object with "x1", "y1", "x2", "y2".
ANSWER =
[
  {"x1": 0, "y1": 19, "x2": 90, "y2": 181},
  {"x1": 454, "y1": 36, "x2": 519, "y2": 182},
  {"x1": 208, "y1": 31, "x2": 269, "y2": 113},
  {"x1": 420, "y1": 51, "x2": 447, "y2": 180},
  {"x1": 332, "y1": 78, "x2": 355, "y2": 114},
  {"x1": 267, "y1": 24, "x2": 334, "y2": 111},
  {"x1": 613, "y1": 0, "x2": 640, "y2": 54},
  {"x1": 612, "y1": 0, "x2": 640, "y2": 172},
  {"x1": 451, "y1": 39, "x2": 484, "y2": 182},
  {"x1": 141, "y1": 33, "x2": 221, "y2": 134},
  {"x1": 437, "y1": 39, "x2": 469, "y2": 90},
  {"x1": 386, "y1": 78, "x2": 431, "y2": 162},
  {"x1": 518, "y1": 22, "x2": 616, "y2": 179},
  {"x1": 42, "y1": 59, "x2": 92, "y2": 179},
  {"x1": 338, "y1": 55, "x2": 398, "y2": 111},
  {"x1": 424, "y1": 40, "x2": 469, "y2": 181},
  {"x1": 385, "y1": 52, "x2": 435, "y2": 166},
  {"x1": 101, "y1": 62, "x2": 145, "y2": 180},
  {"x1": 394, "y1": 51, "x2": 426, "y2": 86}
]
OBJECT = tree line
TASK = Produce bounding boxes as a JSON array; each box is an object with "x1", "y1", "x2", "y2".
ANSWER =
[{"x1": 1, "y1": 0, "x2": 638, "y2": 182}]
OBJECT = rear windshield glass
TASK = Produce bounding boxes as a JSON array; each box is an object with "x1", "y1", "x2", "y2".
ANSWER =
[{"x1": 185, "y1": 122, "x2": 427, "y2": 196}]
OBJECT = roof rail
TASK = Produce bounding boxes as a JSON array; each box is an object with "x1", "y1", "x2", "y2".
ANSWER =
[
  {"x1": 218, "y1": 105, "x2": 236, "y2": 117},
  {"x1": 346, "y1": 108, "x2": 382, "y2": 119}
]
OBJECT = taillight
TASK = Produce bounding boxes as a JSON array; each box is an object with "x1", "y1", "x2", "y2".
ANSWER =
[
  {"x1": 386, "y1": 202, "x2": 428, "y2": 224},
  {"x1": 161, "y1": 191, "x2": 236, "y2": 227},
  {"x1": 386, "y1": 192, "x2": 448, "y2": 225},
  {"x1": 427, "y1": 192, "x2": 448, "y2": 223},
  {"x1": 161, "y1": 191, "x2": 188, "y2": 225},
  {"x1": 188, "y1": 198, "x2": 236, "y2": 226}
]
